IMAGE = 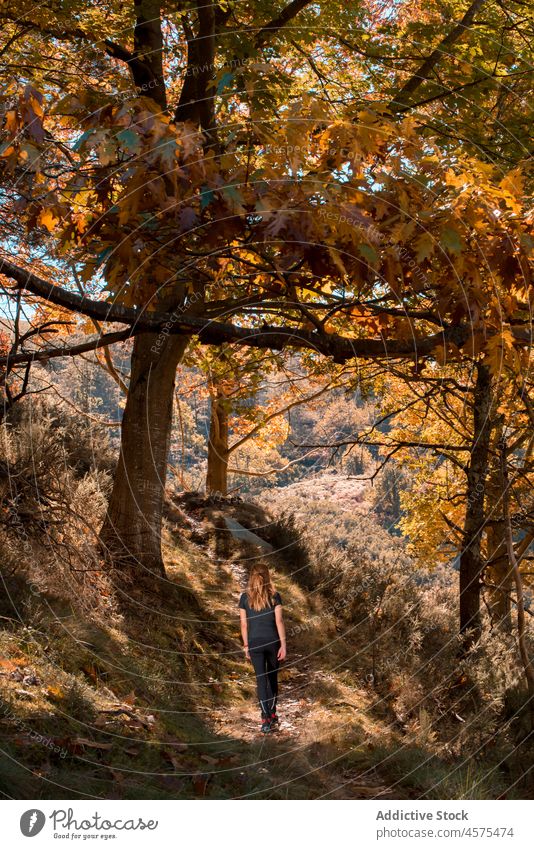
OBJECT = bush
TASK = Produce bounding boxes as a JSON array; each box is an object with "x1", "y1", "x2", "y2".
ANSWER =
[
  {"x1": 0, "y1": 394, "x2": 116, "y2": 622},
  {"x1": 263, "y1": 483, "x2": 533, "y2": 768}
]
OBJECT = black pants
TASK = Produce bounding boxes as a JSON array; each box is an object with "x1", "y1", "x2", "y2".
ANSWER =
[{"x1": 249, "y1": 643, "x2": 280, "y2": 717}]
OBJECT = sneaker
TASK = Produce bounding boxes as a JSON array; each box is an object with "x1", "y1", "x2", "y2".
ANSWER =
[
  {"x1": 270, "y1": 712, "x2": 279, "y2": 728},
  {"x1": 260, "y1": 716, "x2": 272, "y2": 734}
]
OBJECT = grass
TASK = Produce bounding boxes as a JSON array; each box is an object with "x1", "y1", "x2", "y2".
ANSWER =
[{"x1": 0, "y1": 497, "x2": 530, "y2": 800}]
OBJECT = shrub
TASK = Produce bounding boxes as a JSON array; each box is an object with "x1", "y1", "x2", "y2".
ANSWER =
[
  {"x1": 263, "y1": 481, "x2": 533, "y2": 768},
  {"x1": 0, "y1": 394, "x2": 116, "y2": 622}
]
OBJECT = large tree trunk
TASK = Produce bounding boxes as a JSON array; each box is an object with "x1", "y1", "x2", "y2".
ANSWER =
[
  {"x1": 459, "y1": 362, "x2": 493, "y2": 644},
  {"x1": 98, "y1": 0, "x2": 180, "y2": 581},
  {"x1": 206, "y1": 392, "x2": 229, "y2": 496},
  {"x1": 100, "y1": 332, "x2": 190, "y2": 578}
]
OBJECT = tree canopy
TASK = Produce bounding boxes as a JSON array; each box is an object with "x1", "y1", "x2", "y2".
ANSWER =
[{"x1": 0, "y1": 0, "x2": 531, "y2": 588}]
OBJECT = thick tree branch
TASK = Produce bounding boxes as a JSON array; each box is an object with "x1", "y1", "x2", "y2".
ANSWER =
[
  {"x1": 0, "y1": 258, "x2": 531, "y2": 364},
  {"x1": 228, "y1": 377, "x2": 342, "y2": 454},
  {"x1": 174, "y1": 15, "x2": 200, "y2": 123},
  {"x1": 388, "y1": 0, "x2": 488, "y2": 113},
  {"x1": 174, "y1": 2, "x2": 216, "y2": 134},
  {"x1": 255, "y1": 0, "x2": 314, "y2": 49},
  {"x1": 0, "y1": 13, "x2": 156, "y2": 88},
  {"x1": 295, "y1": 437, "x2": 471, "y2": 451},
  {"x1": 132, "y1": 0, "x2": 167, "y2": 109}
]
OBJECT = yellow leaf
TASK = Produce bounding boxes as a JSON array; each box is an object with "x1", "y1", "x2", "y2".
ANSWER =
[
  {"x1": 445, "y1": 169, "x2": 467, "y2": 189},
  {"x1": 46, "y1": 685, "x2": 65, "y2": 701},
  {"x1": 4, "y1": 110, "x2": 18, "y2": 133},
  {"x1": 38, "y1": 208, "x2": 59, "y2": 232},
  {"x1": 500, "y1": 168, "x2": 523, "y2": 198},
  {"x1": 0, "y1": 655, "x2": 27, "y2": 670}
]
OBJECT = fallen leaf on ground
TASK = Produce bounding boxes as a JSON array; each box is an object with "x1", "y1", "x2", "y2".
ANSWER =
[
  {"x1": 162, "y1": 750, "x2": 185, "y2": 770},
  {"x1": 123, "y1": 690, "x2": 137, "y2": 705},
  {"x1": 0, "y1": 657, "x2": 27, "y2": 672},
  {"x1": 45, "y1": 686, "x2": 65, "y2": 701},
  {"x1": 200, "y1": 754, "x2": 219, "y2": 765},
  {"x1": 164, "y1": 739, "x2": 188, "y2": 751},
  {"x1": 192, "y1": 773, "x2": 211, "y2": 796}
]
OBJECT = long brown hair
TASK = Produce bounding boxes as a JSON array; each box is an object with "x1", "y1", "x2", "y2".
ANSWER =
[{"x1": 246, "y1": 563, "x2": 276, "y2": 611}]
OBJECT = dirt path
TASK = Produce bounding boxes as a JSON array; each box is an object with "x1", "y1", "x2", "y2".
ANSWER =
[
  {"x1": 210, "y1": 650, "x2": 313, "y2": 740},
  {"x1": 209, "y1": 650, "x2": 397, "y2": 798},
  {"x1": 208, "y1": 559, "x2": 398, "y2": 799}
]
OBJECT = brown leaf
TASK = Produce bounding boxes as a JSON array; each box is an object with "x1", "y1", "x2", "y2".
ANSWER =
[
  {"x1": 192, "y1": 774, "x2": 211, "y2": 796},
  {"x1": 4, "y1": 111, "x2": 19, "y2": 133},
  {"x1": 162, "y1": 750, "x2": 184, "y2": 770},
  {"x1": 0, "y1": 656, "x2": 27, "y2": 671},
  {"x1": 123, "y1": 690, "x2": 137, "y2": 705},
  {"x1": 45, "y1": 685, "x2": 65, "y2": 701},
  {"x1": 430, "y1": 344, "x2": 447, "y2": 367},
  {"x1": 81, "y1": 663, "x2": 106, "y2": 682},
  {"x1": 200, "y1": 754, "x2": 219, "y2": 765}
]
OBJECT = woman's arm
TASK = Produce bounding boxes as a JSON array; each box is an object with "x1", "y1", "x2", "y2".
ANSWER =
[
  {"x1": 275, "y1": 605, "x2": 286, "y2": 661},
  {"x1": 239, "y1": 609, "x2": 250, "y2": 659}
]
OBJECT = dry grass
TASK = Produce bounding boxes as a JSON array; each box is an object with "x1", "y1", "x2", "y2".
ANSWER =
[{"x1": 1, "y1": 483, "x2": 532, "y2": 799}]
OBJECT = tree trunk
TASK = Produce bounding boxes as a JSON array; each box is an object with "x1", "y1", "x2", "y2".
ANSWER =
[
  {"x1": 486, "y1": 522, "x2": 513, "y2": 631},
  {"x1": 484, "y1": 420, "x2": 513, "y2": 631},
  {"x1": 98, "y1": 0, "x2": 182, "y2": 581},
  {"x1": 100, "y1": 332, "x2": 190, "y2": 578},
  {"x1": 206, "y1": 392, "x2": 229, "y2": 496},
  {"x1": 459, "y1": 362, "x2": 492, "y2": 644},
  {"x1": 500, "y1": 441, "x2": 534, "y2": 730}
]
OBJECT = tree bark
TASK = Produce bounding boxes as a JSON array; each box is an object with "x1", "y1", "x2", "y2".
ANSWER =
[
  {"x1": 459, "y1": 361, "x2": 493, "y2": 644},
  {"x1": 485, "y1": 522, "x2": 513, "y2": 631},
  {"x1": 500, "y1": 441, "x2": 534, "y2": 729},
  {"x1": 485, "y1": 428, "x2": 513, "y2": 631},
  {"x1": 100, "y1": 332, "x2": 190, "y2": 578},
  {"x1": 132, "y1": 0, "x2": 167, "y2": 109},
  {"x1": 206, "y1": 391, "x2": 229, "y2": 496}
]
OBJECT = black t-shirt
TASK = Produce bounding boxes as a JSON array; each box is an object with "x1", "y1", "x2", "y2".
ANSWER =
[{"x1": 239, "y1": 591, "x2": 282, "y2": 650}]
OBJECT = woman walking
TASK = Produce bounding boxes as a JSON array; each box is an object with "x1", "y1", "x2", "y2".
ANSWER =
[{"x1": 239, "y1": 563, "x2": 286, "y2": 733}]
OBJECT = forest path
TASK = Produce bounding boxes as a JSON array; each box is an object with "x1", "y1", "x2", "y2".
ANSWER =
[{"x1": 205, "y1": 557, "x2": 399, "y2": 800}]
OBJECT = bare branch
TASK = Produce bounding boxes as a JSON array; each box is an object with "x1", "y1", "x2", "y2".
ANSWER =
[{"x1": 0, "y1": 329, "x2": 132, "y2": 366}]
